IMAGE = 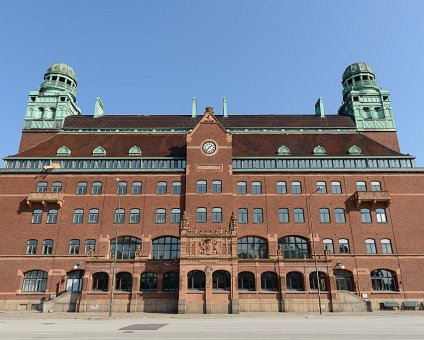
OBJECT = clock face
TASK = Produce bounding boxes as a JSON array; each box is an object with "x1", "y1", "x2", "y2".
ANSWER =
[{"x1": 202, "y1": 141, "x2": 217, "y2": 154}]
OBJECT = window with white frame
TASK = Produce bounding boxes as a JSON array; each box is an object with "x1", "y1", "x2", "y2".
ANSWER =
[
  {"x1": 68, "y1": 239, "x2": 80, "y2": 255},
  {"x1": 73, "y1": 209, "x2": 84, "y2": 224},
  {"x1": 88, "y1": 208, "x2": 99, "y2": 224},
  {"x1": 316, "y1": 181, "x2": 327, "y2": 194},
  {"x1": 371, "y1": 181, "x2": 382, "y2": 191},
  {"x1": 129, "y1": 208, "x2": 140, "y2": 224},
  {"x1": 365, "y1": 239, "x2": 377, "y2": 254},
  {"x1": 114, "y1": 208, "x2": 125, "y2": 224},
  {"x1": 376, "y1": 208, "x2": 387, "y2": 223},
  {"x1": 172, "y1": 181, "x2": 182, "y2": 195},
  {"x1": 252, "y1": 181, "x2": 262, "y2": 194},
  {"x1": 339, "y1": 239, "x2": 350, "y2": 254},
  {"x1": 92, "y1": 181, "x2": 102, "y2": 195},
  {"x1": 292, "y1": 181, "x2": 302, "y2": 194},
  {"x1": 237, "y1": 181, "x2": 247, "y2": 194},
  {"x1": 381, "y1": 239, "x2": 393, "y2": 254},
  {"x1": 212, "y1": 207, "x2": 222, "y2": 222},
  {"x1": 46, "y1": 208, "x2": 58, "y2": 224},
  {"x1": 323, "y1": 239, "x2": 334, "y2": 254},
  {"x1": 276, "y1": 181, "x2": 287, "y2": 194},
  {"x1": 294, "y1": 208, "x2": 304, "y2": 223},
  {"x1": 76, "y1": 182, "x2": 87, "y2": 195},
  {"x1": 171, "y1": 208, "x2": 181, "y2": 224},
  {"x1": 253, "y1": 208, "x2": 263, "y2": 223},
  {"x1": 361, "y1": 208, "x2": 372, "y2": 223},
  {"x1": 334, "y1": 208, "x2": 346, "y2": 223},
  {"x1": 331, "y1": 181, "x2": 342, "y2": 194},
  {"x1": 157, "y1": 181, "x2": 167, "y2": 194},
  {"x1": 320, "y1": 208, "x2": 331, "y2": 223},
  {"x1": 212, "y1": 180, "x2": 222, "y2": 193},
  {"x1": 31, "y1": 209, "x2": 43, "y2": 224},
  {"x1": 238, "y1": 208, "x2": 248, "y2": 223},
  {"x1": 156, "y1": 208, "x2": 166, "y2": 223},
  {"x1": 197, "y1": 207, "x2": 207, "y2": 223},
  {"x1": 356, "y1": 181, "x2": 367, "y2": 192},
  {"x1": 278, "y1": 208, "x2": 289, "y2": 223},
  {"x1": 197, "y1": 180, "x2": 207, "y2": 193}
]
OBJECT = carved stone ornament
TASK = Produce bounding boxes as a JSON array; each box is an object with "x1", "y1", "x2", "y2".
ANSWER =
[
  {"x1": 229, "y1": 211, "x2": 238, "y2": 231},
  {"x1": 180, "y1": 211, "x2": 189, "y2": 231},
  {"x1": 86, "y1": 246, "x2": 95, "y2": 258},
  {"x1": 135, "y1": 245, "x2": 142, "y2": 258},
  {"x1": 199, "y1": 238, "x2": 220, "y2": 255}
]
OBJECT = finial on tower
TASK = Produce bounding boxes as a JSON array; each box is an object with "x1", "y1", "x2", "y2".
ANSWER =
[
  {"x1": 223, "y1": 97, "x2": 228, "y2": 117},
  {"x1": 192, "y1": 97, "x2": 197, "y2": 118}
]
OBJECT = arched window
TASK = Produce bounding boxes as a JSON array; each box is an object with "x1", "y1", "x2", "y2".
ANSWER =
[
  {"x1": 237, "y1": 237, "x2": 268, "y2": 259},
  {"x1": 237, "y1": 181, "x2": 247, "y2": 194},
  {"x1": 197, "y1": 180, "x2": 207, "y2": 193},
  {"x1": 73, "y1": 209, "x2": 84, "y2": 224},
  {"x1": 348, "y1": 145, "x2": 362, "y2": 155},
  {"x1": 46, "y1": 208, "x2": 58, "y2": 224},
  {"x1": 172, "y1": 181, "x2": 182, "y2": 195},
  {"x1": 212, "y1": 180, "x2": 222, "y2": 193},
  {"x1": 381, "y1": 239, "x2": 393, "y2": 254},
  {"x1": 92, "y1": 181, "x2": 102, "y2": 195},
  {"x1": 152, "y1": 237, "x2": 180, "y2": 260},
  {"x1": 117, "y1": 181, "x2": 127, "y2": 195},
  {"x1": 114, "y1": 208, "x2": 125, "y2": 224},
  {"x1": 212, "y1": 270, "x2": 231, "y2": 290},
  {"x1": 110, "y1": 236, "x2": 141, "y2": 260},
  {"x1": 261, "y1": 272, "x2": 278, "y2": 291},
  {"x1": 334, "y1": 269, "x2": 354, "y2": 291},
  {"x1": 128, "y1": 146, "x2": 142, "y2": 156},
  {"x1": 286, "y1": 272, "x2": 304, "y2": 291},
  {"x1": 252, "y1": 181, "x2": 262, "y2": 194},
  {"x1": 371, "y1": 269, "x2": 397, "y2": 291},
  {"x1": 52, "y1": 181, "x2": 62, "y2": 192},
  {"x1": 77, "y1": 182, "x2": 87, "y2": 195},
  {"x1": 22, "y1": 270, "x2": 48, "y2": 292},
  {"x1": 187, "y1": 270, "x2": 206, "y2": 290},
  {"x1": 115, "y1": 272, "x2": 132, "y2": 292},
  {"x1": 157, "y1": 181, "x2": 167, "y2": 194},
  {"x1": 37, "y1": 181, "x2": 48, "y2": 192},
  {"x1": 277, "y1": 181, "x2": 287, "y2": 194},
  {"x1": 163, "y1": 272, "x2": 179, "y2": 291},
  {"x1": 197, "y1": 207, "x2": 207, "y2": 223},
  {"x1": 334, "y1": 208, "x2": 346, "y2": 223},
  {"x1": 156, "y1": 208, "x2": 166, "y2": 223},
  {"x1": 42, "y1": 239, "x2": 53, "y2": 255},
  {"x1": 279, "y1": 236, "x2": 310, "y2": 259},
  {"x1": 212, "y1": 207, "x2": 222, "y2": 223},
  {"x1": 278, "y1": 208, "x2": 289, "y2": 223},
  {"x1": 339, "y1": 239, "x2": 350, "y2": 254},
  {"x1": 92, "y1": 272, "x2": 109, "y2": 291},
  {"x1": 132, "y1": 181, "x2": 142, "y2": 195},
  {"x1": 92, "y1": 146, "x2": 106, "y2": 156},
  {"x1": 309, "y1": 272, "x2": 328, "y2": 291},
  {"x1": 316, "y1": 181, "x2": 327, "y2": 194},
  {"x1": 140, "y1": 272, "x2": 157, "y2": 291},
  {"x1": 66, "y1": 270, "x2": 83, "y2": 292},
  {"x1": 323, "y1": 239, "x2": 334, "y2": 254},
  {"x1": 365, "y1": 239, "x2": 377, "y2": 254},
  {"x1": 171, "y1": 208, "x2": 181, "y2": 224},
  {"x1": 31, "y1": 209, "x2": 43, "y2": 224},
  {"x1": 313, "y1": 145, "x2": 326, "y2": 155},
  {"x1": 277, "y1": 145, "x2": 290, "y2": 155},
  {"x1": 371, "y1": 181, "x2": 382, "y2": 191},
  {"x1": 129, "y1": 208, "x2": 140, "y2": 224},
  {"x1": 238, "y1": 272, "x2": 255, "y2": 291},
  {"x1": 361, "y1": 208, "x2": 372, "y2": 223},
  {"x1": 88, "y1": 208, "x2": 99, "y2": 224},
  {"x1": 26, "y1": 239, "x2": 38, "y2": 255},
  {"x1": 356, "y1": 181, "x2": 367, "y2": 191},
  {"x1": 292, "y1": 181, "x2": 302, "y2": 194},
  {"x1": 56, "y1": 146, "x2": 71, "y2": 156}
]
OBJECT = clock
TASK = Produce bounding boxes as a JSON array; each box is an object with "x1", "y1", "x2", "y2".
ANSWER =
[{"x1": 202, "y1": 141, "x2": 217, "y2": 154}]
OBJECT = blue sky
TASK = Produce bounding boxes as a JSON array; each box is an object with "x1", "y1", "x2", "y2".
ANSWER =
[{"x1": 1, "y1": 1, "x2": 424, "y2": 165}]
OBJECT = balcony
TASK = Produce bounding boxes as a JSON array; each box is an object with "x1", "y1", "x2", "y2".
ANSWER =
[
  {"x1": 26, "y1": 192, "x2": 64, "y2": 208},
  {"x1": 353, "y1": 191, "x2": 391, "y2": 206}
]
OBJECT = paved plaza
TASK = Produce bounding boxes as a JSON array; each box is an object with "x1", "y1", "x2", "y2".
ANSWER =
[{"x1": 0, "y1": 312, "x2": 424, "y2": 340}]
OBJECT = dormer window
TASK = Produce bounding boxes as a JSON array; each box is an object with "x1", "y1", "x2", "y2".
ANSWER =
[
  {"x1": 348, "y1": 145, "x2": 362, "y2": 155},
  {"x1": 92, "y1": 146, "x2": 106, "y2": 156},
  {"x1": 128, "y1": 146, "x2": 142, "y2": 156},
  {"x1": 56, "y1": 146, "x2": 71, "y2": 156},
  {"x1": 313, "y1": 146, "x2": 326, "y2": 155},
  {"x1": 277, "y1": 145, "x2": 290, "y2": 155}
]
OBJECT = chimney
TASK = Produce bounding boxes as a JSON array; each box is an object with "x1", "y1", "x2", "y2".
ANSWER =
[
  {"x1": 315, "y1": 97, "x2": 325, "y2": 117},
  {"x1": 94, "y1": 97, "x2": 104, "y2": 118}
]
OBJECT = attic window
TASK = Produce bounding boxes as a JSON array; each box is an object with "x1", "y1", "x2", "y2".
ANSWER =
[
  {"x1": 348, "y1": 145, "x2": 362, "y2": 155},
  {"x1": 277, "y1": 145, "x2": 290, "y2": 156},
  {"x1": 313, "y1": 146, "x2": 326, "y2": 155},
  {"x1": 128, "y1": 146, "x2": 142, "y2": 156},
  {"x1": 353, "y1": 96, "x2": 359, "y2": 102},
  {"x1": 59, "y1": 77, "x2": 65, "y2": 83},
  {"x1": 92, "y1": 146, "x2": 106, "y2": 156},
  {"x1": 56, "y1": 146, "x2": 71, "y2": 156},
  {"x1": 52, "y1": 76, "x2": 57, "y2": 81}
]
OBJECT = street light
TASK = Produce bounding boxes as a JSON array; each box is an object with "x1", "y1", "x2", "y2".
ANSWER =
[
  {"x1": 306, "y1": 187, "x2": 323, "y2": 314},
  {"x1": 109, "y1": 178, "x2": 121, "y2": 317}
]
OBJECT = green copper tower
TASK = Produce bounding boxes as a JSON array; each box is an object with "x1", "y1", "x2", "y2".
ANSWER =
[
  {"x1": 23, "y1": 63, "x2": 81, "y2": 130},
  {"x1": 338, "y1": 62, "x2": 395, "y2": 131}
]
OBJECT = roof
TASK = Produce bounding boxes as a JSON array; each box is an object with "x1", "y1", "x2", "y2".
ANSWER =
[
  {"x1": 11, "y1": 131, "x2": 403, "y2": 158},
  {"x1": 63, "y1": 114, "x2": 356, "y2": 129}
]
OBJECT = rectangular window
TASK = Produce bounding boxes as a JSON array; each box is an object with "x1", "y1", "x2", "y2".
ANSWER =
[
  {"x1": 212, "y1": 181, "x2": 222, "y2": 193},
  {"x1": 316, "y1": 181, "x2": 327, "y2": 194},
  {"x1": 117, "y1": 182, "x2": 127, "y2": 195},
  {"x1": 212, "y1": 208, "x2": 222, "y2": 223},
  {"x1": 157, "y1": 182, "x2": 167, "y2": 194},
  {"x1": 156, "y1": 209, "x2": 166, "y2": 223},
  {"x1": 253, "y1": 208, "x2": 263, "y2": 223},
  {"x1": 252, "y1": 182, "x2": 262, "y2": 194},
  {"x1": 68, "y1": 240, "x2": 80, "y2": 255},
  {"x1": 361, "y1": 209, "x2": 372, "y2": 223},
  {"x1": 171, "y1": 209, "x2": 181, "y2": 224},
  {"x1": 238, "y1": 208, "x2": 248, "y2": 223},
  {"x1": 371, "y1": 181, "x2": 382, "y2": 191},
  {"x1": 76, "y1": 182, "x2": 87, "y2": 195},
  {"x1": 356, "y1": 181, "x2": 367, "y2": 192},
  {"x1": 339, "y1": 239, "x2": 350, "y2": 254},
  {"x1": 197, "y1": 208, "x2": 207, "y2": 223},
  {"x1": 381, "y1": 239, "x2": 393, "y2": 254},
  {"x1": 292, "y1": 181, "x2": 302, "y2": 194},
  {"x1": 42, "y1": 240, "x2": 53, "y2": 255},
  {"x1": 84, "y1": 240, "x2": 96, "y2": 255},
  {"x1": 114, "y1": 209, "x2": 125, "y2": 224},
  {"x1": 88, "y1": 209, "x2": 99, "y2": 224},
  {"x1": 376, "y1": 208, "x2": 387, "y2": 223},
  {"x1": 365, "y1": 239, "x2": 377, "y2": 254},
  {"x1": 73, "y1": 209, "x2": 84, "y2": 224},
  {"x1": 172, "y1": 182, "x2": 182, "y2": 195},
  {"x1": 31, "y1": 209, "x2": 43, "y2": 224},
  {"x1": 278, "y1": 208, "x2": 289, "y2": 223},
  {"x1": 129, "y1": 209, "x2": 140, "y2": 224},
  {"x1": 323, "y1": 240, "x2": 334, "y2": 254},
  {"x1": 132, "y1": 182, "x2": 142, "y2": 195},
  {"x1": 52, "y1": 182, "x2": 62, "y2": 192},
  {"x1": 197, "y1": 180, "x2": 207, "y2": 193},
  {"x1": 334, "y1": 208, "x2": 346, "y2": 223},
  {"x1": 46, "y1": 209, "x2": 58, "y2": 224},
  {"x1": 26, "y1": 240, "x2": 38, "y2": 255},
  {"x1": 92, "y1": 182, "x2": 102, "y2": 195}
]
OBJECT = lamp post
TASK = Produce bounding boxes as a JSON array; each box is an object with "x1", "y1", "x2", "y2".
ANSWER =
[
  {"x1": 306, "y1": 187, "x2": 323, "y2": 314},
  {"x1": 109, "y1": 178, "x2": 121, "y2": 317}
]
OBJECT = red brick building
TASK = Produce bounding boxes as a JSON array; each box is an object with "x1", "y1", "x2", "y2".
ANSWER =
[{"x1": 0, "y1": 62, "x2": 423, "y2": 313}]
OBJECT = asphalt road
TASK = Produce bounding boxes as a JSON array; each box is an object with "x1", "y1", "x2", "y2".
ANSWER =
[{"x1": 1, "y1": 312, "x2": 424, "y2": 340}]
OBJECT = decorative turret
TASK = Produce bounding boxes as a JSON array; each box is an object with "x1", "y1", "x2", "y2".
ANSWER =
[
  {"x1": 23, "y1": 63, "x2": 81, "y2": 130},
  {"x1": 338, "y1": 62, "x2": 395, "y2": 131}
]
